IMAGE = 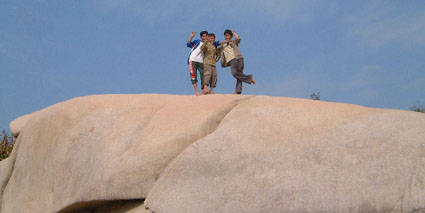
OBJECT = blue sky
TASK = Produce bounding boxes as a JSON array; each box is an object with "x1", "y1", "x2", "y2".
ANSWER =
[{"x1": 1, "y1": 0, "x2": 425, "y2": 131}]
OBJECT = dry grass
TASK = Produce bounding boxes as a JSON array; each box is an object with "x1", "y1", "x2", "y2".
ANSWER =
[
  {"x1": 410, "y1": 105, "x2": 425, "y2": 113},
  {"x1": 0, "y1": 130, "x2": 15, "y2": 161}
]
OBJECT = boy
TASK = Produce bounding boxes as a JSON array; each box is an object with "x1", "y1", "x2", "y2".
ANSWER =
[
  {"x1": 187, "y1": 31, "x2": 208, "y2": 96},
  {"x1": 219, "y1": 29, "x2": 256, "y2": 95},
  {"x1": 201, "y1": 33, "x2": 221, "y2": 95}
]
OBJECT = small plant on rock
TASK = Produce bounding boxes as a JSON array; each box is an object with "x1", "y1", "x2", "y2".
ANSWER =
[
  {"x1": 410, "y1": 105, "x2": 425, "y2": 113},
  {"x1": 1, "y1": 130, "x2": 15, "y2": 161},
  {"x1": 310, "y1": 92, "x2": 321, "y2": 101}
]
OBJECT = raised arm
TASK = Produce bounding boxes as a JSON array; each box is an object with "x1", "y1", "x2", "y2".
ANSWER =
[
  {"x1": 189, "y1": 31, "x2": 196, "y2": 42},
  {"x1": 231, "y1": 29, "x2": 240, "y2": 39},
  {"x1": 187, "y1": 31, "x2": 197, "y2": 47},
  {"x1": 231, "y1": 29, "x2": 241, "y2": 45}
]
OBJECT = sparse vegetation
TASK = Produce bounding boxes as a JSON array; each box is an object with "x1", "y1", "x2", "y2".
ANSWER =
[
  {"x1": 410, "y1": 105, "x2": 425, "y2": 113},
  {"x1": 310, "y1": 92, "x2": 321, "y2": 101},
  {"x1": 1, "y1": 130, "x2": 15, "y2": 161}
]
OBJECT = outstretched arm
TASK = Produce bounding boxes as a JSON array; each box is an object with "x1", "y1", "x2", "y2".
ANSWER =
[
  {"x1": 220, "y1": 40, "x2": 231, "y2": 45},
  {"x1": 216, "y1": 40, "x2": 228, "y2": 50},
  {"x1": 215, "y1": 49, "x2": 222, "y2": 62}
]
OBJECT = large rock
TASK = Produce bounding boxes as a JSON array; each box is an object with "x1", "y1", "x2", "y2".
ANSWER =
[
  {"x1": 1, "y1": 94, "x2": 425, "y2": 212},
  {"x1": 1, "y1": 94, "x2": 250, "y2": 212},
  {"x1": 145, "y1": 96, "x2": 425, "y2": 212}
]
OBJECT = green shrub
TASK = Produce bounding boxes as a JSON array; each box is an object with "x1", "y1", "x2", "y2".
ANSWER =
[
  {"x1": 1, "y1": 130, "x2": 15, "y2": 161},
  {"x1": 410, "y1": 105, "x2": 425, "y2": 113},
  {"x1": 310, "y1": 92, "x2": 321, "y2": 101}
]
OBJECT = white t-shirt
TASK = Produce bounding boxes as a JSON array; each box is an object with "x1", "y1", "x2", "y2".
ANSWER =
[{"x1": 189, "y1": 41, "x2": 204, "y2": 63}]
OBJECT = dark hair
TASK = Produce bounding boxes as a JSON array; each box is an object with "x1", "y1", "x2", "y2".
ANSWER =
[
  {"x1": 208, "y1": 33, "x2": 215, "y2": 38},
  {"x1": 200, "y1": 31, "x2": 208, "y2": 37},
  {"x1": 224, "y1": 29, "x2": 233, "y2": 36}
]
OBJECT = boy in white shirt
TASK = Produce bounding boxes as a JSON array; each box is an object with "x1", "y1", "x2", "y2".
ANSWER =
[{"x1": 187, "y1": 31, "x2": 208, "y2": 96}]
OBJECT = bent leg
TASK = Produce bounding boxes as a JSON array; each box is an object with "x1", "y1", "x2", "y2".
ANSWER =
[
  {"x1": 231, "y1": 58, "x2": 252, "y2": 84},
  {"x1": 231, "y1": 58, "x2": 252, "y2": 94}
]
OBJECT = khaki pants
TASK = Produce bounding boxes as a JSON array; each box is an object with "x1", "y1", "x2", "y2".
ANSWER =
[{"x1": 203, "y1": 64, "x2": 218, "y2": 88}]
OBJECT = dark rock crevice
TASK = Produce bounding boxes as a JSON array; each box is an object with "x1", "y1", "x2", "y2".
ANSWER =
[{"x1": 58, "y1": 199, "x2": 148, "y2": 213}]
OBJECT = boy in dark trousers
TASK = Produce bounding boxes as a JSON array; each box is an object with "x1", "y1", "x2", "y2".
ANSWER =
[
  {"x1": 219, "y1": 29, "x2": 256, "y2": 94},
  {"x1": 187, "y1": 31, "x2": 208, "y2": 96}
]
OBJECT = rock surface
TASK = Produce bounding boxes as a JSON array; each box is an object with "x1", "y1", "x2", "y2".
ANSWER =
[
  {"x1": 1, "y1": 94, "x2": 425, "y2": 212},
  {"x1": 9, "y1": 113, "x2": 33, "y2": 137},
  {"x1": 1, "y1": 94, "x2": 250, "y2": 212},
  {"x1": 146, "y1": 96, "x2": 425, "y2": 212}
]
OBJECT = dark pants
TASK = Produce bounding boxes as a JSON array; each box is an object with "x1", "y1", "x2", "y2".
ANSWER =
[
  {"x1": 190, "y1": 61, "x2": 204, "y2": 86},
  {"x1": 230, "y1": 58, "x2": 252, "y2": 94}
]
